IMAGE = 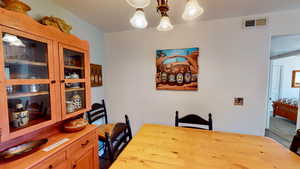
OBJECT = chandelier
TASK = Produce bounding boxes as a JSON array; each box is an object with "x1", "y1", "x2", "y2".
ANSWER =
[{"x1": 127, "y1": 0, "x2": 204, "y2": 31}]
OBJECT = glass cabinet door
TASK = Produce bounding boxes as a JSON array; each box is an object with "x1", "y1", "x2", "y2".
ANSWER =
[
  {"x1": 60, "y1": 45, "x2": 90, "y2": 119},
  {"x1": 0, "y1": 28, "x2": 56, "y2": 137},
  {"x1": 6, "y1": 84, "x2": 52, "y2": 133}
]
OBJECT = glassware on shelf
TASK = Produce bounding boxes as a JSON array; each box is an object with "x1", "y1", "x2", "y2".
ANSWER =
[
  {"x1": 29, "y1": 77, "x2": 40, "y2": 92},
  {"x1": 63, "y1": 48, "x2": 84, "y2": 79},
  {"x1": 6, "y1": 85, "x2": 13, "y2": 94},
  {"x1": 5, "y1": 67, "x2": 10, "y2": 79},
  {"x1": 66, "y1": 101, "x2": 75, "y2": 113},
  {"x1": 65, "y1": 83, "x2": 86, "y2": 114},
  {"x1": 66, "y1": 95, "x2": 82, "y2": 114},
  {"x1": 70, "y1": 72, "x2": 79, "y2": 79}
]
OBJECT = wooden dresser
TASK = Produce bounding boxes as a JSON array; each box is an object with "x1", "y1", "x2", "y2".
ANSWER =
[
  {"x1": 0, "y1": 125, "x2": 99, "y2": 169},
  {"x1": 273, "y1": 101, "x2": 298, "y2": 123}
]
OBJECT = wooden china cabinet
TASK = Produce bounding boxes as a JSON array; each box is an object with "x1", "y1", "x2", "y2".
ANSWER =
[{"x1": 0, "y1": 7, "x2": 98, "y2": 169}]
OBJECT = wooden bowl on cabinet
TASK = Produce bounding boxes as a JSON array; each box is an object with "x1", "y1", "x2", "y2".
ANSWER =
[{"x1": 63, "y1": 118, "x2": 88, "y2": 133}]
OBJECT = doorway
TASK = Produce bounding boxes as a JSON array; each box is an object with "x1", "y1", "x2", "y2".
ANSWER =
[{"x1": 266, "y1": 34, "x2": 300, "y2": 147}]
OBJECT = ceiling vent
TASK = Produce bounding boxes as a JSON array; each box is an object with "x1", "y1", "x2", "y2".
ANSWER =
[{"x1": 243, "y1": 17, "x2": 268, "y2": 29}]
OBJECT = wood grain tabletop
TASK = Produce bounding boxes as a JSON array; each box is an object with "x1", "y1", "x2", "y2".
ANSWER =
[{"x1": 109, "y1": 124, "x2": 300, "y2": 169}]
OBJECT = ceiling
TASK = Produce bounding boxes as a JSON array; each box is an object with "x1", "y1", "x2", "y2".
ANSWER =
[
  {"x1": 271, "y1": 34, "x2": 300, "y2": 57},
  {"x1": 53, "y1": 0, "x2": 300, "y2": 32}
]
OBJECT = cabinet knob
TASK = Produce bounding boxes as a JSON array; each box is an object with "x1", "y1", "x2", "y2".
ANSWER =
[
  {"x1": 81, "y1": 140, "x2": 90, "y2": 147},
  {"x1": 61, "y1": 80, "x2": 65, "y2": 83},
  {"x1": 72, "y1": 164, "x2": 77, "y2": 169},
  {"x1": 51, "y1": 80, "x2": 56, "y2": 84},
  {"x1": 48, "y1": 165, "x2": 53, "y2": 169}
]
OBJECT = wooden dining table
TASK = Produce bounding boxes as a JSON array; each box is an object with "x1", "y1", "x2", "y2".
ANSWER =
[{"x1": 109, "y1": 124, "x2": 300, "y2": 169}]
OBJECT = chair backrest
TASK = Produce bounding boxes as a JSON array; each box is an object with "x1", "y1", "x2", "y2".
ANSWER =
[
  {"x1": 86, "y1": 99, "x2": 108, "y2": 124},
  {"x1": 290, "y1": 129, "x2": 300, "y2": 156},
  {"x1": 105, "y1": 115, "x2": 132, "y2": 162},
  {"x1": 175, "y1": 111, "x2": 213, "y2": 130}
]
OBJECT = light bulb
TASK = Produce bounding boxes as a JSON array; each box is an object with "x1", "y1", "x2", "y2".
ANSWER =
[
  {"x1": 126, "y1": 0, "x2": 151, "y2": 8},
  {"x1": 130, "y1": 9, "x2": 148, "y2": 29},
  {"x1": 182, "y1": 0, "x2": 204, "y2": 21},
  {"x1": 157, "y1": 16, "x2": 173, "y2": 32}
]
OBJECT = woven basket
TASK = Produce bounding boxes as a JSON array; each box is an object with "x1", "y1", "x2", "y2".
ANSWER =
[{"x1": 4, "y1": 0, "x2": 31, "y2": 14}]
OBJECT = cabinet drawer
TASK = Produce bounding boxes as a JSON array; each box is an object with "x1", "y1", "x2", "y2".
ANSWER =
[
  {"x1": 31, "y1": 151, "x2": 67, "y2": 169},
  {"x1": 67, "y1": 132, "x2": 97, "y2": 160}
]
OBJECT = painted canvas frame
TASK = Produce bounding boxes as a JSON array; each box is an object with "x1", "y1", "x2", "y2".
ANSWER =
[
  {"x1": 292, "y1": 70, "x2": 300, "y2": 88},
  {"x1": 156, "y1": 47, "x2": 199, "y2": 90},
  {"x1": 90, "y1": 64, "x2": 103, "y2": 87}
]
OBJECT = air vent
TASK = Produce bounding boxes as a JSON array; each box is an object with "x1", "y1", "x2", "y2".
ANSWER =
[{"x1": 243, "y1": 17, "x2": 268, "y2": 29}]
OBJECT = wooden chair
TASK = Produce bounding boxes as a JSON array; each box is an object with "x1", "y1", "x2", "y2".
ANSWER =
[
  {"x1": 101, "y1": 115, "x2": 132, "y2": 169},
  {"x1": 86, "y1": 100, "x2": 117, "y2": 141},
  {"x1": 175, "y1": 111, "x2": 213, "y2": 130},
  {"x1": 86, "y1": 99, "x2": 115, "y2": 163},
  {"x1": 290, "y1": 129, "x2": 300, "y2": 156},
  {"x1": 86, "y1": 100, "x2": 108, "y2": 125}
]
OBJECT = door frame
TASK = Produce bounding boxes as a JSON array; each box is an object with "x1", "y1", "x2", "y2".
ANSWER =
[{"x1": 265, "y1": 35, "x2": 300, "y2": 132}]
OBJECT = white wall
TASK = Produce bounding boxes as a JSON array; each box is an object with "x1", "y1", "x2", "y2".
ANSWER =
[
  {"x1": 22, "y1": 0, "x2": 105, "y2": 103},
  {"x1": 104, "y1": 9, "x2": 300, "y2": 136},
  {"x1": 273, "y1": 56, "x2": 300, "y2": 99}
]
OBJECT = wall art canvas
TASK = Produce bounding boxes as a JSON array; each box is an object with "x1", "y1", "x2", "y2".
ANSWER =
[
  {"x1": 90, "y1": 64, "x2": 102, "y2": 87},
  {"x1": 156, "y1": 47, "x2": 199, "y2": 90}
]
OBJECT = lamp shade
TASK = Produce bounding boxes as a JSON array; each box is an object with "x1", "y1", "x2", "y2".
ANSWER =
[
  {"x1": 182, "y1": 0, "x2": 204, "y2": 21},
  {"x1": 130, "y1": 9, "x2": 148, "y2": 29},
  {"x1": 157, "y1": 16, "x2": 173, "y2": 31},
  {"x1": 126, "y1": 0, "x2": 151, "y2": 8}
]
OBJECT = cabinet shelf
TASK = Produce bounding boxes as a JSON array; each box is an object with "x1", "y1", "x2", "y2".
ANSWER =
[
  {"x1": 6, "y1": 59, "x2": 47, "y2": 66},
  {"x1": 65, "y1": 88, "x2": 85, "y2": 92},
  {"x1": 64, "y1": 65, "x2": 84, "y2": 70},
  {"x1": 8, "y1": 91, "x2": 49, "y2": 99}
]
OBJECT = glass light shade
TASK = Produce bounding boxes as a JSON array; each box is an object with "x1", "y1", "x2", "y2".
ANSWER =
[
  {"x1": 2, "y1": 33, "x2": 25, "y2": 47},
  {"x1": 157, "y1": 16, "x2": 174, "y2": 32},
  {"x1": 126, "y1": 0, "x2": 151, "y2": 8},
  {"x1": 130, "y1": 10, "x2": 148, "y2": 29},
  {"x1": 182, "y1": 0, "x2": 204, "y2": 21}
]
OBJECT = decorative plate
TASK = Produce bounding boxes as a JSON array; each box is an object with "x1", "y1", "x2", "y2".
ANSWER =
[
  {"x1": 176, "y1": 73, "x2": 184, "y2": 84},
  {"x1": 161, "y1": 72, "x2": 168, "y2": 83},
  {"x1": 0, "y1": 139, "x2": 48, "y2": 161},
  {"x1": 168, "y1": 74, "x2": 176, "y2": 83},
  {"x1": 184, "y1": 72, "x2": 192, "y2": 83}
]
